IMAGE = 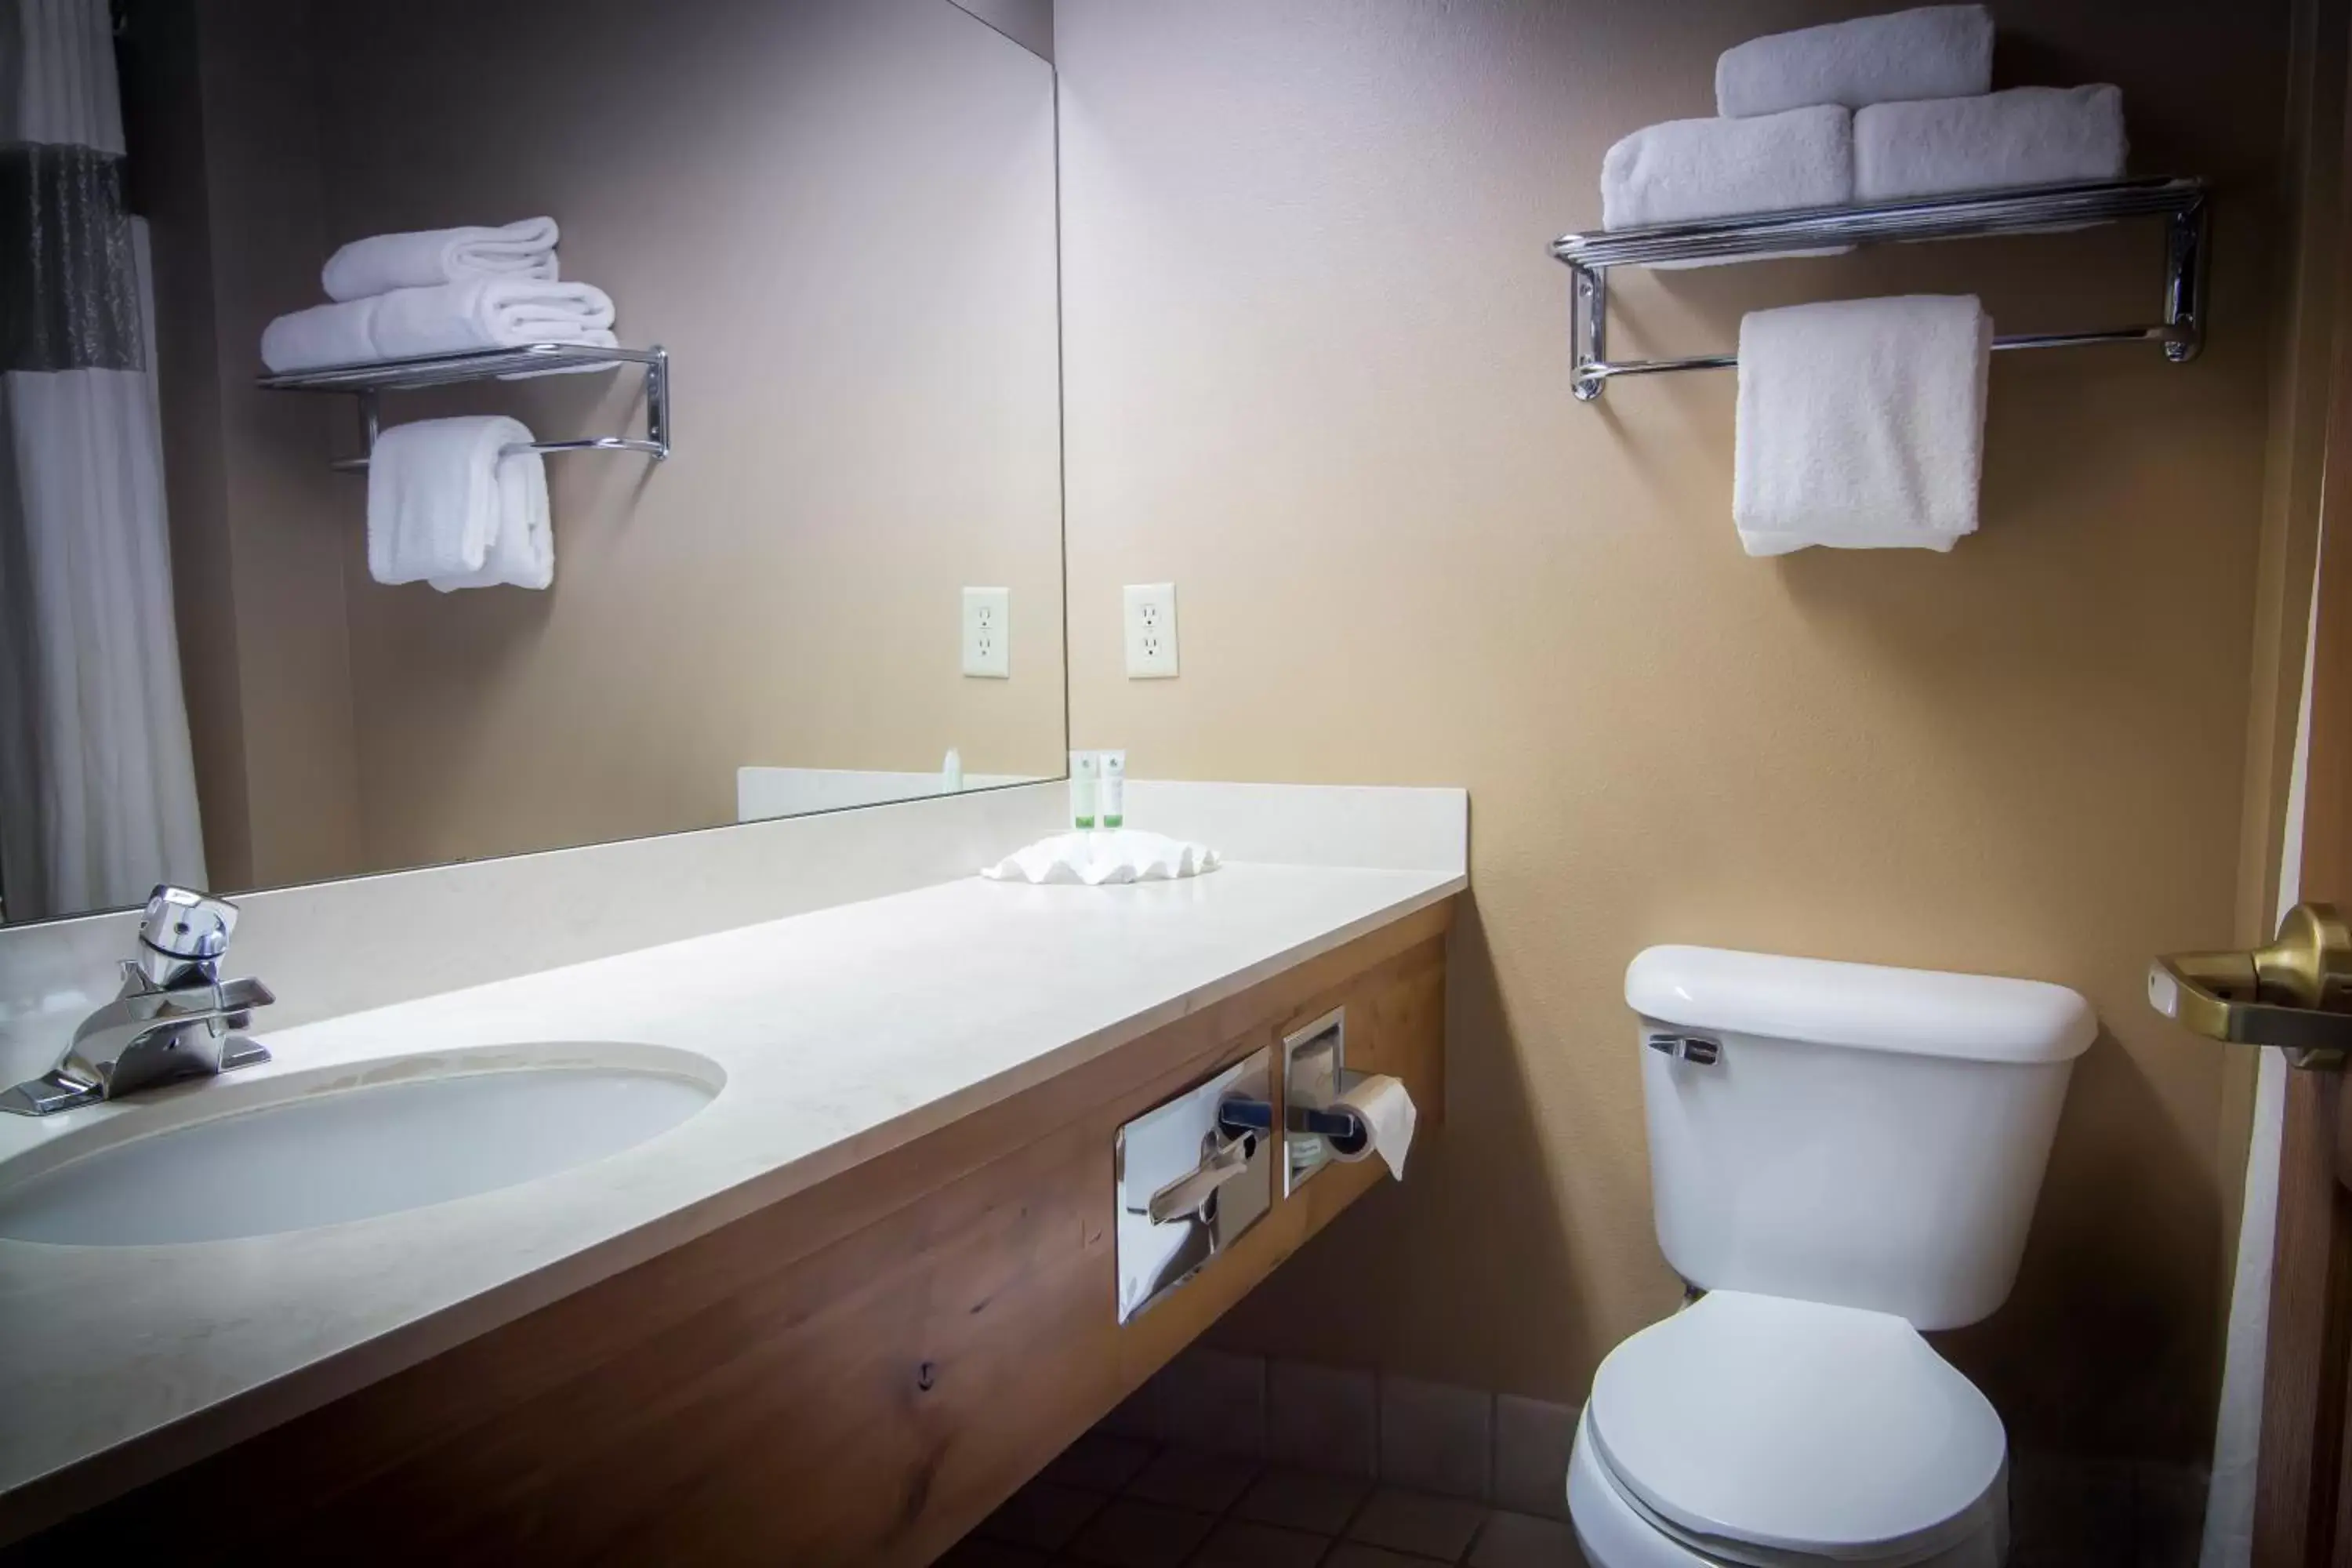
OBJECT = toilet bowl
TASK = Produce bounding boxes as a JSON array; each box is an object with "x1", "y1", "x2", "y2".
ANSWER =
[
  {"x1": 1568, "y1": 946, "x2": 2095, "y2": 1568},
  {"x1": 1567, "y1": 1294, "x2": 2007, "y2": 1567}
]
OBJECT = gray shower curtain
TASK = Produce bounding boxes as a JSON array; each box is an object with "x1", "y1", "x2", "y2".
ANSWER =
[{"x1": 0, "y1": 0, "x2": 204, "y2": 920}]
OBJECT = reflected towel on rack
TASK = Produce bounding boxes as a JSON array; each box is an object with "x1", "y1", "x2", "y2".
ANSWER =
[
  {"x1": 1601, "y1": 107, "x2": 1854, "y2": 260},
  {"x1": 366, "y1": 416, "x2": 553, "y2": 591},
  {"x1": 1733, "y1": 295, "x2": 1991, "y2": 556},
  {"x1": 1857, "y1": 86, "x2": 2128, "y2": 201},
  {"x1": 369, "y1": 277, "x2": 618, "y2": 360},
  {"x1": 1716, "y1": 5, "x2": 1992, "y2": 119},
  {"x1": 322, "y1": 216, "x2": 560, "y2": 302},
  {"x1": 260, "y1": 297, "x2": 379, "y2": 373}
]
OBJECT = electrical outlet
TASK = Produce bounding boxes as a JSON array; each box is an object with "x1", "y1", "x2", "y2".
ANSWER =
[
  {"x1": 962, "y1": 586, "x2": 1010, "y2": 678},
  {"x1": 1123, "y1": 583, "x2": 1179, "y2": 678}
]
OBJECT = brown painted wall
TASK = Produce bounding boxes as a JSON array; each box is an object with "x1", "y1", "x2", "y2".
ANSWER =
[{"x1": 1052, "y1": 0, "x2": 2292, "y2": 1462}]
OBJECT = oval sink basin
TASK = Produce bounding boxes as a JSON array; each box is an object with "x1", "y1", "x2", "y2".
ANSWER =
[{"x1": 0, "y1": 1051, "x2": 721, "y2": 1247}]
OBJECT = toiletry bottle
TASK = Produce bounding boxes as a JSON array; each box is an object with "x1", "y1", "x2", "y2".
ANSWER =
[
  {"x1": 1070, "y1": 750, "x2": 1098, "y2": 829},
  {"x1": 942, "y1": 748, "x2": 964, "y2": 793},
  {"x1": 1099, "y1": 750, "x2": 1127, "y2": 829}
]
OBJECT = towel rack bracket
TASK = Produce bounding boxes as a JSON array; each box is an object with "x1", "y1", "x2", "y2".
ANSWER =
[
  {"x1": 1552, "y1": 176, "x2": 2209, "y2": 401},
  {"x1": 260, "y1": 343, "x2": 672, "y2": 471}
]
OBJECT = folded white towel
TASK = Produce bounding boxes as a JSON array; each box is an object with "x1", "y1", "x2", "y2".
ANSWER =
[
  {"x1": 259, "y1": 297, "x2": 378, "y2": 372},
  {"x1": 1717, "y1": 5, "x2": 1993, "y2": 118},
  {"x1": 980, "y1": 829, "x2": 1221, "y2": 886},
  {"x1": 322, "y1": 217, "x2": 560, "y2": 303},
  {"x1": 1602, "y1": 105, "x2": 1853, "y2": 232},
  {"x1": 366, "y1": 416, "x2": 553, "y2": 591},
  {"x1": 1857, "y1": 85, "x2": 2128, "y2": 201},
  {"x1": 368, "y1": 277, "x2": 617, "y2": 361},
  {"x1": 1733, "y1": 295, "x2": 1992, "y2": 556}
]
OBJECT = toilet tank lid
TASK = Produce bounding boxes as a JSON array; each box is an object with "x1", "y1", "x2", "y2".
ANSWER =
[{"x1": 1625, "y1": 946, "x2": 2096, "y2": 1064}]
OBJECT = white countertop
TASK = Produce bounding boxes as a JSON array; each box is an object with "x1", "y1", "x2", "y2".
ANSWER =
[{"x1": 0, "y1": 857, "x2": 1461, "y2": 1534}]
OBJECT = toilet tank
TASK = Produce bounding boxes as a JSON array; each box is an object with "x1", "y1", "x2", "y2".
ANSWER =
[{"x1": 1626, "y1": 946, "x2": 2096, "y2": 1330}]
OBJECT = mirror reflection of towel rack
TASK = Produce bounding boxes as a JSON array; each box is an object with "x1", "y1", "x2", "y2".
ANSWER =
[
  {"x1": 256, "y1": 343, "x2": 670, "y2": 471},
  {"x1": 1549, "y1": 176, "x2": 2208, "y2": 402}
]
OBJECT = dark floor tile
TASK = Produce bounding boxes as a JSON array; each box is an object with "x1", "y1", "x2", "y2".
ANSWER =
[
  {"x1": 1234, "y1": 1466, "x2": 1373, "y2": 1534},
  {"x1": 974, "y1": 1479, "x2": 1111, "y2": 1552},
  {"x1": 1066, "y1": 1497, "x2": 1220, "y2": 1568},
  {"x1": 1187, "y1": 1518, "x2": 1332, "y2": 1567},
  {"x1": 1126, "y1": 1447, "x2": 1261, "y2": 1513}
]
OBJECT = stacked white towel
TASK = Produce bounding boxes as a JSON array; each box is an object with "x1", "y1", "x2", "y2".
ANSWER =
[
  {"x1": 1733, "y1": 296, "x2": 1991, "y2": 556},
  {"x1": 260, "y1": 216, "x2": 619, "y2": 373},
  {"x1": 260, "y1": 278, "x2": 618, "y2": 373},
  {"x1": 1857, "y1": 85, "x2": 2127, "y2": 201},
  {"x1": 1715, "y1": 6, "x2": 1993, "y2": 118},
  {"x1": 1601, "y1": 106, "x2": 1853, "y2": 231},
  {"x1": 322, "y1": 216, "x2": 559, "y2": 302},
  {"x1": 1599, "y1": 6, "x2": 2129, "y2": 240},
  {"x1": 365, "y1": 416, "x2": 553, "y2": 592}
]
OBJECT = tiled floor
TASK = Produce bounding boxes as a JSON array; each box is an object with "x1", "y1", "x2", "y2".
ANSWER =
[{"x1": 944, "y1": 1435, "x2": 1583, "y2": 1568}]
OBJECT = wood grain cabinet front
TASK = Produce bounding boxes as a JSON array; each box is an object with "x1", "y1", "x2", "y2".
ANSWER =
[{"x1": 6, "y1": 898, "x2": 1451, "y2": 1567}]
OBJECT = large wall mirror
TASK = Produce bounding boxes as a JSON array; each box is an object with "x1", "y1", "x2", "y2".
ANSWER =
[{"x1": 0, "y1": 0, "x2": 1065, "y2": 926}]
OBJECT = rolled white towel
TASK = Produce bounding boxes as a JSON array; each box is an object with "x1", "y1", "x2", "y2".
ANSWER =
[
  {"x1": 1733, "y1": 295, "x2": 1993, "y2": 556},
  {"x1": 1857, "y1": 85, "x2": 2128, "y2": 201},
  {"x1": 322, "y1": 217, "x2": 560, "y2": 302},
  {"x1": 259, "y1": 296, "x2": 379, "y2": 372},
  {"x1": 368, "y1": 277, "x2": 617, "y2": 360},
  {"x1": 1602, "y1": 105, "x2": 1853, "y2": 231},
  {"x1": 1717, "y1": 5, "x2": 1993, "y2": 119}
]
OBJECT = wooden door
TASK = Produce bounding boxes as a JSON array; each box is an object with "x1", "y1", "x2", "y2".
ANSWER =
[{"x1": 2256, "y1": 34, "x2": 2352, "y2": 1547}]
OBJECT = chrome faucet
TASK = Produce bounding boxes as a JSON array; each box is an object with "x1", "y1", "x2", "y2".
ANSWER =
[{"x1": 0, "y1": 886, "x2": 276, "y2": 1117}]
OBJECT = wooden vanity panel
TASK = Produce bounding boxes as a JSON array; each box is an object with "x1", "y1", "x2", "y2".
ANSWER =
[{"x1": 9, "y1": 898, "x2": 1452, "y2": 1567}]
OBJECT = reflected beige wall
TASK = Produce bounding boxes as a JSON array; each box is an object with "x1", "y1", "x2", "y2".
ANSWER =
[
  {"x1": 1054, "y1": 0, "x2": 2290, "y2": 1462},
  {"x1": 310, "y1": 0, "x2": 1065, "y2": 869},
  {"x1": 125, "y1": 0, "x2": 365, "y2": 896},
  {"x1": 140, "y1": 0, "x2": 1064, "y2": 887}
]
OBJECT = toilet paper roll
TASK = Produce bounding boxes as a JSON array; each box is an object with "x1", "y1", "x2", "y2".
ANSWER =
[{"x1": 1328, "y1": 1074, "x2": 1417, "y2": 1181}]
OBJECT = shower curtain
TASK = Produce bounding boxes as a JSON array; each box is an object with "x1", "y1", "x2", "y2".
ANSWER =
[{"x1": 0, "y1": 0, "x2": 205, "y2": 920}]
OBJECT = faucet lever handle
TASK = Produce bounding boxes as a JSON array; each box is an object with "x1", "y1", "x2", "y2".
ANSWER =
[{"x1": 135, "y1": 885, "x2": 241, "y2": 989}]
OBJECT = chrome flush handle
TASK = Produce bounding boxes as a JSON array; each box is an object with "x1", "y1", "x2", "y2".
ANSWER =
[{"x1": 1646, "y1": 1031, "x2": 1722, "y2": 1065}]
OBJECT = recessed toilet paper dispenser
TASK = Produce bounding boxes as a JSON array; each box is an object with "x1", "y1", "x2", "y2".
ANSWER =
[{"x1": 1115, "y1": 1047, "x2": 1276, "y2": 1323}]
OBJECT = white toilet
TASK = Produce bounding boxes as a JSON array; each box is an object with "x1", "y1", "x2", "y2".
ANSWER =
[{"x1": 1567, "y1": 945, "x2": 2097, "y2": 1568}]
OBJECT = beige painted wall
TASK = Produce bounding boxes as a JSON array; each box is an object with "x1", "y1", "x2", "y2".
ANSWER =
[{"x1": 1054, "y1": 0, "x2": 2292, "y2": 1462}]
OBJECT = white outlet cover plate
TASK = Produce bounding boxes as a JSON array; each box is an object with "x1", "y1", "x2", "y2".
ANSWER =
[
  {"x1": 1123, "y1": 582, "x2": 1179, "y2": 679},
  {"x1": 962, "y1": 586, "x2": 1011, "y2": 678}
]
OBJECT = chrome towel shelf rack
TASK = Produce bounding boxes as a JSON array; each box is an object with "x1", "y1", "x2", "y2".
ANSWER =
[
  {"x1": 1549, "y1": 176, "x2": 2209, "y2": 402},
  {"x1": 256, "y1": 343, "x2": 670, "y2": 471}
]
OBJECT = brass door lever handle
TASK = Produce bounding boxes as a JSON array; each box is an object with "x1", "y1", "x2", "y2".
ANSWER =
[{"x1": 2149, "y1": 902, "x2": 2352, "y2": 1069}]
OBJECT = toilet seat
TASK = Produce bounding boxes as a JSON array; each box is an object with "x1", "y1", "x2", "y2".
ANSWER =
[{"x1": 1583, "y1": 1291, "x2": 2007, "y2": 1566}]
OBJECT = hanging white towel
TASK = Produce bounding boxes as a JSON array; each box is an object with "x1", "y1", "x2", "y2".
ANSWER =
[
  {"x1": 322, "y1": 217, "x2": 561, "y2": 302},
  {"x1": 1716, "y1": 5, "x2": 1994, "y2": 119},
  {"x1": 1601, "y1": 105, "x2": 1854, "y2": 231},
  {"x1": 1857, "y1": 86, "x2": 2129, "y2": 201},
  {"x1": 430, "y1": 439, "x2": 552, "y2": 593},
  {"x1": 1733, "y1": 295, "x2": 1992, "y2": 556},
  {"x1": 367, "y1": 416, "x2": 552, "y2": 590}
]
